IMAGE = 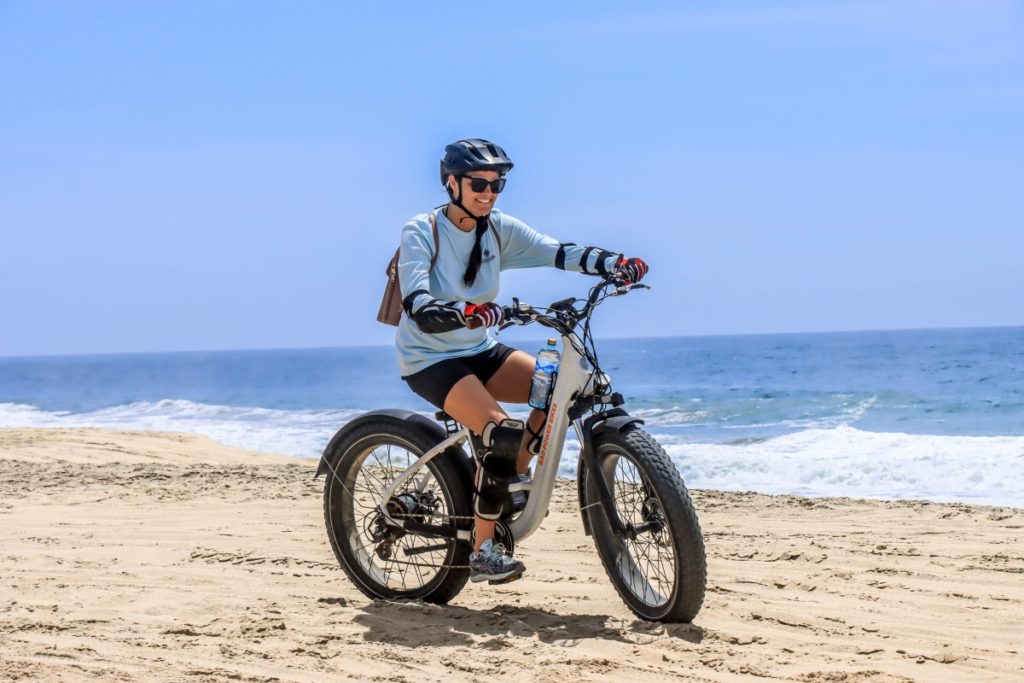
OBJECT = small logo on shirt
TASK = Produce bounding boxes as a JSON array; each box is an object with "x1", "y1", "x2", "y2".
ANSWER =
[{"x1": 481, "y1": 249, "x2": 496, "y2": 264}]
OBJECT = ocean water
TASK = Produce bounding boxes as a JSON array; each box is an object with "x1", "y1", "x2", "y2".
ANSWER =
[{"x1": 2, "y1": 327, "x2": 1023, "y2": 507}]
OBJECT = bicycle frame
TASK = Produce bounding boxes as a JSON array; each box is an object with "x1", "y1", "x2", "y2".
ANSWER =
[{"x1": 378, "y1": 329, "x2": 595, "y2": 545}]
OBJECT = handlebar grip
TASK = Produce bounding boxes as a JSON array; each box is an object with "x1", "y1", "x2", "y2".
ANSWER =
[{"x1": 496, "y1": 306, "x2": 517, "y2": 331}]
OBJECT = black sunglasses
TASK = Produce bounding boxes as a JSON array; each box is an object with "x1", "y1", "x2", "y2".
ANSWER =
[{"x1": 462, "y1": 175, "x2": 506, "y2": 193}]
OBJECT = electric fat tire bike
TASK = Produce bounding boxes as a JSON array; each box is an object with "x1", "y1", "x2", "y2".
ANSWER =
[{"x1": 316, "y1": 274, "x2": 707, "y2": 623}]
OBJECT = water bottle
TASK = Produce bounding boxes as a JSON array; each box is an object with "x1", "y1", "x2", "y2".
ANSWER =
[{"x1": 528, "y1": 339, "x2": 560, "y2": 410}]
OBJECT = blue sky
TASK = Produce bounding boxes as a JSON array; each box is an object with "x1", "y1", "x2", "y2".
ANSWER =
[{"x1": 2, "y1": 1, "x2": 1022, "y2": 356}]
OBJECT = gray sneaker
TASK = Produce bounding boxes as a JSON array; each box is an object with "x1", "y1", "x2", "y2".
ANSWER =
[{"x1": 470, "y1": 539, "x2": 525, "y2": 583}]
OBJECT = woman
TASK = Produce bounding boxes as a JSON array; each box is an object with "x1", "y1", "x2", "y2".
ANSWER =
[{"x1": 397, "y1": 138, "x2": 648, "y2": 583}]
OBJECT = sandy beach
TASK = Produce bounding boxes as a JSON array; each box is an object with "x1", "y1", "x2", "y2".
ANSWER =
[{"x1": 1, "y1": 427, "x2": 1022, "y2": 682}]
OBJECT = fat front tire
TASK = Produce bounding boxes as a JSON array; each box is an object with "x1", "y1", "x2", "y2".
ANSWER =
[
  {"x1": 585, "y1": 424, "x2": 707, "y2": 622},
  {"x1": 322, "y1": 419, "x2": 472, "y2": 603}
]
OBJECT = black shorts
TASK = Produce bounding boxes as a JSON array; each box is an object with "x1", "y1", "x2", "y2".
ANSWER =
[{"x1": 403, "y1": 343, "x2": 517, "y2": 410}]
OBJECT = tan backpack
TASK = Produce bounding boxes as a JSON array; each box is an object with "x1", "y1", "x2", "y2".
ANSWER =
[
  {"x1": 377, "y1": 211, "x2": 502, "y2": 326},
  {"x1": 377, "y1": 213, "x2": 439, "y2": 326}
]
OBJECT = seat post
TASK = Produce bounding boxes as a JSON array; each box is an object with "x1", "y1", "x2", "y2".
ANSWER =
[{"x1": 434, "y1": 410, "x2": 461, "y2": 437}]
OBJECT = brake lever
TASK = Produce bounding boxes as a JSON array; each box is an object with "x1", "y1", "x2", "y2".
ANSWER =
[
  {"x1": 498, "y1": 298, "x2": 533, "y2": 330},
  {"x1": 606, "y1": 274, "x2": 627, "y2": 288},
  {"x1": 611, "y1": 283, "x2": 651, "y2": 296}
]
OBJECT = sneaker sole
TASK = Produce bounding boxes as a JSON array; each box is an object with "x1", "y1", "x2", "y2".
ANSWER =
[
  {"x1": 487, "y1": 573, "x2": 523, "y2": 586},
  {"x1": 470, "y1": 566, "x2": 525, "y2": 584}
]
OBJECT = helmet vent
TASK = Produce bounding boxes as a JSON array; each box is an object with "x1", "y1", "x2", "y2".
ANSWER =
[{"x1": 440, "y1": 138, "x2": 514, "y2": 186}]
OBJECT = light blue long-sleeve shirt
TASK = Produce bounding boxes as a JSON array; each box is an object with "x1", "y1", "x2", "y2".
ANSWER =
[{"x1": 395, "y1": 207, "x2": 619, "y2": 377}]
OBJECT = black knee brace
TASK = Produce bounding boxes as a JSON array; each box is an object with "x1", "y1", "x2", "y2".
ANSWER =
[{"x1": 471, "y1": 418, "x2": 524, "y2": 521}]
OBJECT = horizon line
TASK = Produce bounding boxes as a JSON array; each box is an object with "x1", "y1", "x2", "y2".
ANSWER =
[{"x1": 2, "y1": 322, "x2": 1022, "y2": 361}]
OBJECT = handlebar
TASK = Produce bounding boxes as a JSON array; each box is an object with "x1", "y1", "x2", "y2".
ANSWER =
[{"x1": 495, "y1": 273, "x2": 649, "y2": 333}]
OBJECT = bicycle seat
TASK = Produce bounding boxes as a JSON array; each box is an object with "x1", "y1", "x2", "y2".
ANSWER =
[{"x1": 434, "y1": 410, "x2": 455, "y2": 423}]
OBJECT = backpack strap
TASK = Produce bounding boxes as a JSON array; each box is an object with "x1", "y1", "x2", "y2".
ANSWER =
[
  {"x1": 428, "y1": 211, "x2": 440, "y2": 271},
  {"x1": 488, "y1": 218, "x2": 502, "y2": 252},
  {"x1": 424, "y1": 209, "x2": 501, "y2": 273}
]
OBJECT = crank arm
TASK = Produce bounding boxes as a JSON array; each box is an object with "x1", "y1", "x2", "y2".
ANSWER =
[{"x1": 403, "y1": 542, "x2": 451, "y2": 557}]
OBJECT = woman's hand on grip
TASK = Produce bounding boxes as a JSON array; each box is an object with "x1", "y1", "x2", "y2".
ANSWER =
[
  {"x1": 464, "y1": 302, "x2": 504, "y2": 328},
  {"x1": 615, "y1": 256, "x2": 649, "y2": 284}
]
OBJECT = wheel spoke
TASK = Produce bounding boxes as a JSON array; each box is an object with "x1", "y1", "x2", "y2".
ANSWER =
[
  {"x1": 326, "y1": 436, "x2": 463, "y2": 594},
  {"x1": 585, "y1": 428, "x2": 706, "y2": 622},
  {"x1": 603, "y1": 448, "x2": 678, "y2": 609}
]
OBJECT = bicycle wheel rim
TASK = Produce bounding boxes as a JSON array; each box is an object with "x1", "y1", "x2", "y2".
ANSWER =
[
  {"x1": 599, "y1": 451, "x2": 678, "y2": 609},
  {"x1": 331, "y1": 435, "x2": 458, "y2": 594}
]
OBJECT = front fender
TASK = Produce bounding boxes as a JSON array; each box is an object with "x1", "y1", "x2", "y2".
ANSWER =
[
  {"x1": 576, "y1": 408, "x2": 645, "y2": 537},
  {"x1": 315, "y1": 409, "x2": 474, "y2": 488}
]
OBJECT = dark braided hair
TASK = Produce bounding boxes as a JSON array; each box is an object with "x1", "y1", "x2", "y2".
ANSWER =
[
  {"x1": 463, "y1": 216, "x2": 490, "y2": 286},
  {"x1": 439, "y1": 139, "x2": 513, "y2": 286}
]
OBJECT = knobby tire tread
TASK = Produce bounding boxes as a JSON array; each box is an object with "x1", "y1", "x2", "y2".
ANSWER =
[
  {"x1": 587, "y1": 424, "x2": 707, "y2": 622},
  {"x1": 322, "y1": 420, "x2": 472, "y2": 604}
]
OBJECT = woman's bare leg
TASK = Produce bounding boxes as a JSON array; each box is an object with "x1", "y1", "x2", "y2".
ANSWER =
[
  {"x1": 485, "y1": 350, "x2": 546, "y2": 473},
  {"x1": 443, "y1": 351, "x2": 547, "y2": 555},
  {"x1": 442, "y1": 374, "x2": 507, "y2": 554}
]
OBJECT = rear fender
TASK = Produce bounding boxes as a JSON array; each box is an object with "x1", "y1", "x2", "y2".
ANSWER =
[{"x1": 316, "y1": 409, "x2": 474, "y2": 489}]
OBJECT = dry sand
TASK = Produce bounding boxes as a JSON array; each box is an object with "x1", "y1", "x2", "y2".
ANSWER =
[{"x1": 1, "y1": 427, "x2": 1022, "y2": 682}]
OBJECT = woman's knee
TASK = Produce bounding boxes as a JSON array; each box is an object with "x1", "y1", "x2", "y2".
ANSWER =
[{"x1": 443, "y1": 375, "x2": 507, "y2": 434}]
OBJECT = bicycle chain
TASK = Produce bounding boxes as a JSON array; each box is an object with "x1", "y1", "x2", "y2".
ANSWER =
[
  {"x1": 376, "y1": 555, "x2": 472, "y2": 570},
  {"x1": 370, "y1": 509, "x2": 466, "y2": 570},
  {"x1": 371, "y1": 509, "x2": 518, "y2": 571}
]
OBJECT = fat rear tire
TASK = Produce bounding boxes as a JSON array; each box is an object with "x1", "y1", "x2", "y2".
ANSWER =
[{"x1": 322, "y1": 419, "x2": 472, "y2": 603}]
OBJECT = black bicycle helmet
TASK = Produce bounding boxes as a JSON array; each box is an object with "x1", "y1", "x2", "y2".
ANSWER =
[{"x1": 439, "y1": 138, "x2": 514, "y2": 187}]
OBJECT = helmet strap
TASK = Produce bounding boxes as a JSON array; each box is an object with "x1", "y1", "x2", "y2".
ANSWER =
[
  {"x1": 445, "y1": 176, "x2": 490, "y2": 229},
  {"x1": 445, "y1": 176, "x2": 490, "y2": 286}
]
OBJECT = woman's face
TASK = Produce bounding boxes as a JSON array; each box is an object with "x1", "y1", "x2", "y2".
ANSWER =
[{"x1": 449, "y1": 170, "x2": 501, "y2": 216}]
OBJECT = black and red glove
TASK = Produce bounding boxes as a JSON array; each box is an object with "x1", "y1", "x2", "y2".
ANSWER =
[
  {"x1": 615, "y1": 256, "x2": 649, "y2": 284},
  {"x1": 464, "y1": 301, "x2": 504, "y2": 328}
]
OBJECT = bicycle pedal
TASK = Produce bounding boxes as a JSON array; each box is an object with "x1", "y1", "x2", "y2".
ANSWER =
[
  {"x1": 488, "y1": 573, "x2": 523, "y2": 586},
  {"x1": 509, "y1": 491, "x2": 528, "y2": 512}
]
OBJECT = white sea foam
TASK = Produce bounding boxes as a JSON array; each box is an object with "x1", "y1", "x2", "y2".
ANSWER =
[
  {"x1": 632, "y1": 406, "x2": 713, "y2": 425},
  {"x1": 632, "y1": 395, "x2": 879, "y2": 431},
  {"x1": 3, "y1": 402, "x2": 1022, "y2": 507},
  {"x1": 0, "y1": 401, "x2": 361, "y2": 458},
  {"x1": 659, "y1": 425, "x2": 1024, "y2": 508}
]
